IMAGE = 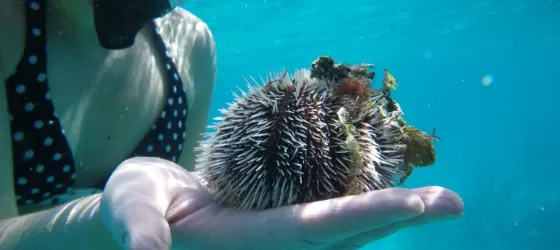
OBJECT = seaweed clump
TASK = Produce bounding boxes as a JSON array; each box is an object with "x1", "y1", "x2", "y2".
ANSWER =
[{"x1": 310, "y1": 56, "x2": 437, "y2": 184}]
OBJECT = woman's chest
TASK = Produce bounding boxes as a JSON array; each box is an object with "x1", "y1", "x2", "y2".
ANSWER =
[{"x1": 44, "y1": 34, "x2": 168, "y2": 188}]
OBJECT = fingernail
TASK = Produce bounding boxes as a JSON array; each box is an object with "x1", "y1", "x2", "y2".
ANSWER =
[{"x1": 406, "y1": 194, "x2": 425, "y2": 215}]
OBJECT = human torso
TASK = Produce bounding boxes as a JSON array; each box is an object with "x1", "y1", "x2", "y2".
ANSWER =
[
  {"x1": 0, "y1": 0, "x2": 216, "y2": 216},
  {"x1": 34, "y1": 26, "x2": 171, "y2": 190}
]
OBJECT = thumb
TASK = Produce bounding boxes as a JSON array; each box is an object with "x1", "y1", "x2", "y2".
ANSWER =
[{"x1": 100, "y1": 157, "x2": 178, "y2": 250}]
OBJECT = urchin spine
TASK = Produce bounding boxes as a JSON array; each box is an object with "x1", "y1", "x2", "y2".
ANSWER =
[{"x1": 196, "y1": 58, "x2": 432, "y2": 211}]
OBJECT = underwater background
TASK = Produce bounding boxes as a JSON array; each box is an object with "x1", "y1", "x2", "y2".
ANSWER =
[{"x1": 186, "y1": 0, "x2": 559, "y2": 249}]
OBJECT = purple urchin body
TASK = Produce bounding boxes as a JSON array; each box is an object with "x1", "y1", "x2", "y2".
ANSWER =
[{"x1": 196, "y1": 58, "x2": 424, "y2": 211}]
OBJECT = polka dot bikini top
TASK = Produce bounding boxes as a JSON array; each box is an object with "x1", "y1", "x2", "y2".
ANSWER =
[{"x1": 4, "y1": 0, "x2": 189, "y2": 206}]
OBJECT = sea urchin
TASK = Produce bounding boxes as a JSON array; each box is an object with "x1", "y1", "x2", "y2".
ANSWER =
[{"x1": 196, "y1": 56, "x2": 437, "y2": 211}]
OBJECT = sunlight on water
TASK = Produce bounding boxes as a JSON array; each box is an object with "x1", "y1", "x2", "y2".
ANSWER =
[{"x1": 481, "y1": 74, "x2": 493, "y2": 86}]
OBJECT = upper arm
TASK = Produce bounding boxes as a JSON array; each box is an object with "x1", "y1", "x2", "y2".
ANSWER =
[
  {"x1": 0, "y1": 88, "x2": 18, "y2": 219},
  {"x1": 155, "y1": 8, "x2": 217, "y2": 171},
  {"x1": 0, "y1": 0, "x2": 24, "y2": 74},
  {"x1": 0, "y1": 0, "x2": 24, "y2": 219}
]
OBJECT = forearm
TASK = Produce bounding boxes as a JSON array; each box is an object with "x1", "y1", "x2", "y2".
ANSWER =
[{"x1": 0, "y1": 194, "x2": 119, "y2": 250}]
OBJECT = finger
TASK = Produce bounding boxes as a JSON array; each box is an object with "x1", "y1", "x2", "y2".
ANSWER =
[
  {"x1": 165, "y1": 187, "x2": 214, "y2": 225},
  {"x1": 100, "y1": 157, "x2": 188, "y2": 250},
  {"x1": 290, "y1": 188, "x2": 425, "y2": 246},
  {"x1": 169, "y1": 188, "x2": 423, "y2": 250},
  {"x1": 332, "y1": 186, "x2": 464, "y2": 249}
]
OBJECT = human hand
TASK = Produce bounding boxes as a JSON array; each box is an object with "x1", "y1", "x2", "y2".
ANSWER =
[{"x1": 100, "y1": 157, "x2": 464, "y2": 250}]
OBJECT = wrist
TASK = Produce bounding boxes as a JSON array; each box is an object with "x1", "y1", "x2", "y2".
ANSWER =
[{"x1": 0, "y1": 194, "x2": 119, "y2": 250}]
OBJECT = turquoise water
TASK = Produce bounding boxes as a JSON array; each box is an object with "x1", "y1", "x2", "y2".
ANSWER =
[{"x1": 187, "y1": 0, "x2": 559, "y2": 249}]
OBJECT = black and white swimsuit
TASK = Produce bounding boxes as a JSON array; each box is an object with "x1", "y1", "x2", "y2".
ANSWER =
[{"x1": 4, "y1": 0, "x2": 189, "y2": 206}]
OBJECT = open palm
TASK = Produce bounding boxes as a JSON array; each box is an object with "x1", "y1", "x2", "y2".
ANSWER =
[{"x1": 100, "y1": 157, "x2": 464, "y2": 250}]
